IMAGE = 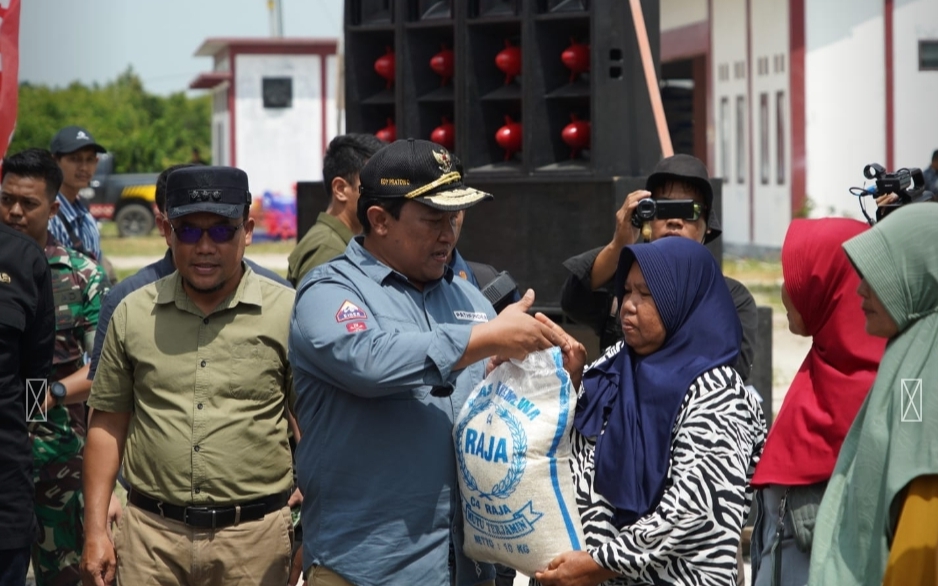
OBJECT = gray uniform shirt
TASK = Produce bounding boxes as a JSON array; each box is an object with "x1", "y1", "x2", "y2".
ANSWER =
[{"x1": 289, "y1": 237, "x2": 497, "y2": 586}]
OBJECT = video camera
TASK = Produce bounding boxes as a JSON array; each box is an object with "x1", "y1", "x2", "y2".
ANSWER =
[
  {"x1": 850, "y1": 163, "x2": 936, "y2": 225},
  {"x1": 629, "y1": 199, "x2": 702, "y2": 228}
]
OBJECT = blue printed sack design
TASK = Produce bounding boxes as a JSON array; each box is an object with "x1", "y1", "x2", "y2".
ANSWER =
[{"x1": 454, "y1": 348, "x2": 586, "y2": 576}]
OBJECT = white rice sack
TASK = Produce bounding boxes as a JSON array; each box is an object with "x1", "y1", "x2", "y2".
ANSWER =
[{"x1": 454, "y1": 347, "x2": 586, "y2": 577}]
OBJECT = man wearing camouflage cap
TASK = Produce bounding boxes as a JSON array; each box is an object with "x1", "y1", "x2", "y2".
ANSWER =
[
  {"x1": 0, "y1": 148, "x2": 110, "y2": 585},
  {"x1": 82, "y1": 166, "x2": 297, "y2": 585}
]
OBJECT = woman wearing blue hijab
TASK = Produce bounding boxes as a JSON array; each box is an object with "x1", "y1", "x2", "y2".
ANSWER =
[{"x1": 535, "y1": 237, "x2": 766, "y2": 586}]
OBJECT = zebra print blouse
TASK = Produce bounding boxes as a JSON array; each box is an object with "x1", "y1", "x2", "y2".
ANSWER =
[{"x1": 572, "y1": 343, "x2": 766, "y2": 586}]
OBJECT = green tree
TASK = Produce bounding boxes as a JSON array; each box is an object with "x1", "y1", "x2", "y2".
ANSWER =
[{"x1": 10, "y1": 67, "x2": 211, "y2": 173}]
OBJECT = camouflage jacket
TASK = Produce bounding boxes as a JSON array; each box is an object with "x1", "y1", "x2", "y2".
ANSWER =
[
  {"x1": 45, "y1": 234, "x2": 108, "y2": 378},
  {"x1": 30, "y1": 236, "x2": 108, "y2": 444}
]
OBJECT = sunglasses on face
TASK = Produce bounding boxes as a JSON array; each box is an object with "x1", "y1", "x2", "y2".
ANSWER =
[{"x1": 171, "y1": 222, "x2": 244, "y2": 244}]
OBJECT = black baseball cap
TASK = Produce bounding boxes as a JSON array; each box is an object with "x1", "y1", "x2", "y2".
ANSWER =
[
  {"x1": 50, "y1": 126, "x2": 107, "y2": 156},
  {"x1": 359, "y1": 139, "x2": 493, "y2": 211},
  {"x1": 165, "y1": 166, "x2": 252, "y2": 220},
  {"x1": 645, "y1": 154, "x2": 722, "y2": 242}
]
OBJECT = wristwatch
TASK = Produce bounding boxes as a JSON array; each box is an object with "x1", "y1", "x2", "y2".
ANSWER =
[{"x1": 49, "y1": 381, "x2": 67, "y2": 406}]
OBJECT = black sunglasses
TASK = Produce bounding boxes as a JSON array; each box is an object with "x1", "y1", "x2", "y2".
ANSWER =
[{"x1": 171, "y1": 222, "x2": 244, "y2": 244}]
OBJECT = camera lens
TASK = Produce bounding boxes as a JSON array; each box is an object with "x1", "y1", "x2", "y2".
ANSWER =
[
  {"x1": 631, "y1": 199, "x2": 657, "y2": 228},
  {"x1": 635, "y1": 199, "x2": 657, "y2": 221}
]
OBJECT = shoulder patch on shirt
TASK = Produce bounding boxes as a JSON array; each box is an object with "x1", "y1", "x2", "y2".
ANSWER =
[
  {"x1": 346, "y1": 321, "x2": 368, "y2": 333},
  {"x1": 454, "y1": 310, "x2": 488, "y2": 323},
  {"x1": 336, "y1": 300, "x2": 368, "y2": 323}
]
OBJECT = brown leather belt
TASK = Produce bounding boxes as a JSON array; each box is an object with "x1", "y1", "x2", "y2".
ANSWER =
[{"x1": 128, "y1": 488, "x2": 290, "y2": 529}]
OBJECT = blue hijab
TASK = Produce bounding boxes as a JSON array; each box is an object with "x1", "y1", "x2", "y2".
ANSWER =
[{"x1": 574, "y1": 237, "x2": 742, "y2": 527}]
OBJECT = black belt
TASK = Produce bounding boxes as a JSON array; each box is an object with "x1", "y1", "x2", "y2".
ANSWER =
[{"x1": 128, "y1": 488, "x2": 290, "y2": 529}]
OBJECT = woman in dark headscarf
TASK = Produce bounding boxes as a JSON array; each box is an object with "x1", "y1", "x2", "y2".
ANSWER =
[{"x1": 535, "y1": 237, "x2": 766, "y2": 586}]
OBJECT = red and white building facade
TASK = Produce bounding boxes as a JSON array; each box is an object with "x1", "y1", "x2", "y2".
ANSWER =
[
  {"x1": 190, "y1": 38, "x2": 339, "y2": 239},
  {"x1": 662, "y1": 0, "x2": 938, "y2": 247}
]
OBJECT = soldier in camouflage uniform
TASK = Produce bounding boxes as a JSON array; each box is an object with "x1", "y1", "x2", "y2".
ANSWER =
[{"x1": 0, "y1": 148, "x2": 109, "y2": 586}]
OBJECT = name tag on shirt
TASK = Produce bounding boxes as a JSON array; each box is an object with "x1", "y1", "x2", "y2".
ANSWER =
[{"x1": 454, "y1": 311, "x2": 488, "y2": 323}]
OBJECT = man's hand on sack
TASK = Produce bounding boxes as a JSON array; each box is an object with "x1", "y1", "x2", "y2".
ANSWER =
[
  {"x1": 482, "y1": 291, "x2": 586, "y2": 382},
  {"x1": 475, "y1": 289, "x2": 567, "y2": 362},
  {"x1": 534, "y1": 551, "x2": 618, "y2": 586}
]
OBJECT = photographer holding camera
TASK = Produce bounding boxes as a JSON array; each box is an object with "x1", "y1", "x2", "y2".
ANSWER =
[
  {"x1": 560, "y1": 154, "x2": 757, "y2": 382},
  {"x1": 851, "y1": 162, "x2": 937, "y2": 224}
]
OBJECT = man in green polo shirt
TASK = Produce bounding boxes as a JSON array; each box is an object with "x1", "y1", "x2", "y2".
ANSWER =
[
  {"x1": 81, "y1": 166, "x2": 296, "y2": 586},
  {"x1": 287, "y1": 133, "x2": 385, "y2": 286}
]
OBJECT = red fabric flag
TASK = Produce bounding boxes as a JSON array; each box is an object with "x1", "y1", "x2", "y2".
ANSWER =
[{"x1": 0, "y1": 0, "x2": 22, "y2": 160}]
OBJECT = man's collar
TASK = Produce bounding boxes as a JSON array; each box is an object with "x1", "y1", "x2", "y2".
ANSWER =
[
  {"x1": 159, "y1": 248, "x2": 175, "y2": 273},
  {"x1": 155, "y1": 262, "x2": 262, "y2": 313},
  {"x1": 349, "y1": 236, "x2": 454, "y2": 288},
  {"x1": 316, "y1": 212, "x2": 354, "y2": 244},
  {"x1": 57, "y1": 192, "x2": 87, "y2": 211},
  {"x1": 43, "y1": 234, "x2": 72, "y2": 265}
]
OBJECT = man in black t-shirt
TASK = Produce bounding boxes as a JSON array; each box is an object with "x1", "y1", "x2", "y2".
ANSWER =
[
  {"x1": 560, "y1": 154, "x2": 757, "y2": 383},
  {"x1": 0, "y1": 222, "x2": 55, "y2": 585}
]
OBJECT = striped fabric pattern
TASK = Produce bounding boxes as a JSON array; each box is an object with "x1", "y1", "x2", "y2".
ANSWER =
[
  {"x1": 48, "y1": 194, "x2": 101, "y2": 261},
  {"x1": 568, "y1": 349, "x2": 766, "y2": 586}
]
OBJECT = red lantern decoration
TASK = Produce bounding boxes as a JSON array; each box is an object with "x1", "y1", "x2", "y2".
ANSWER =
[
  {"x1": 561, "y1": 38, "x2": 590, "y2": 83},
  {"x1": 495, "y1": 115, "x2": 522, "y2": 161},
  {"x1": 374, "y1": 46, "x2": 396, "y2": 89},
  {"x1": 375, "y1": 118, "x2": 396, "y2": 143},
  {"x1": 430, "y1": 116, "x2": 455, "y2": 151},
  {"x1": 430, "y1": 44, "x2": 454, "y2": 87},
  {"x1": 561, "y1": 113, "x2": 591, "y2": 159},
  {"x1": 495, "y1": 40, "x2": 521, "y2": 85}
]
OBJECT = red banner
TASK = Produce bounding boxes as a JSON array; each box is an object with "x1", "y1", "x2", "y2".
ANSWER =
[{"x1": 0, "y1": 0, "x2": 21, "y2": 160}]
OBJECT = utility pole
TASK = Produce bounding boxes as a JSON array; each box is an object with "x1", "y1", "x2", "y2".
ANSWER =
[{"x1": 267, "y1": 0, "x2": 284, "y2": 38}]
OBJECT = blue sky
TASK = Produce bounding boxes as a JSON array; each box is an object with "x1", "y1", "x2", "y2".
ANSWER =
[{"x1": 19, "y1": 0, "x2": 344, "y2": 95}]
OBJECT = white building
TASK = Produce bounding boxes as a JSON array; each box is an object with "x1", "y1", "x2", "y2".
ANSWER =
[
  {"x1": 190, "y1": 38, "x2": 339, "y2": 240},
  {"x1": 661, "y1": 0, "x2": 938, "y2": 247}
]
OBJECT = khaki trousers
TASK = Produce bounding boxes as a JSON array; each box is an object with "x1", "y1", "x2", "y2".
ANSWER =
[
  {"x1": 307, "y1": 566, "x2": 356, "y2": 586},
  {"x1": 307, "y1": 565, "x2": 496, "y2": 586},
  {"x1": 115, "y1": 503, "x2": 293, "y2": 586}
]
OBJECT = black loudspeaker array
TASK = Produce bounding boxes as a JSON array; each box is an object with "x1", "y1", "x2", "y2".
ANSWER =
[{"x1": 344, "y1": 0, "x2": 661, "y2": 179}]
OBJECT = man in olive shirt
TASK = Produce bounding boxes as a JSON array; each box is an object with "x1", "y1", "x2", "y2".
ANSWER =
[
  {"x1": 81, "y1": 166, "x2": 296, "y2": 586},
  {"x1": 287, "y1": 133, "x2": 385, "y2": 286}
]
